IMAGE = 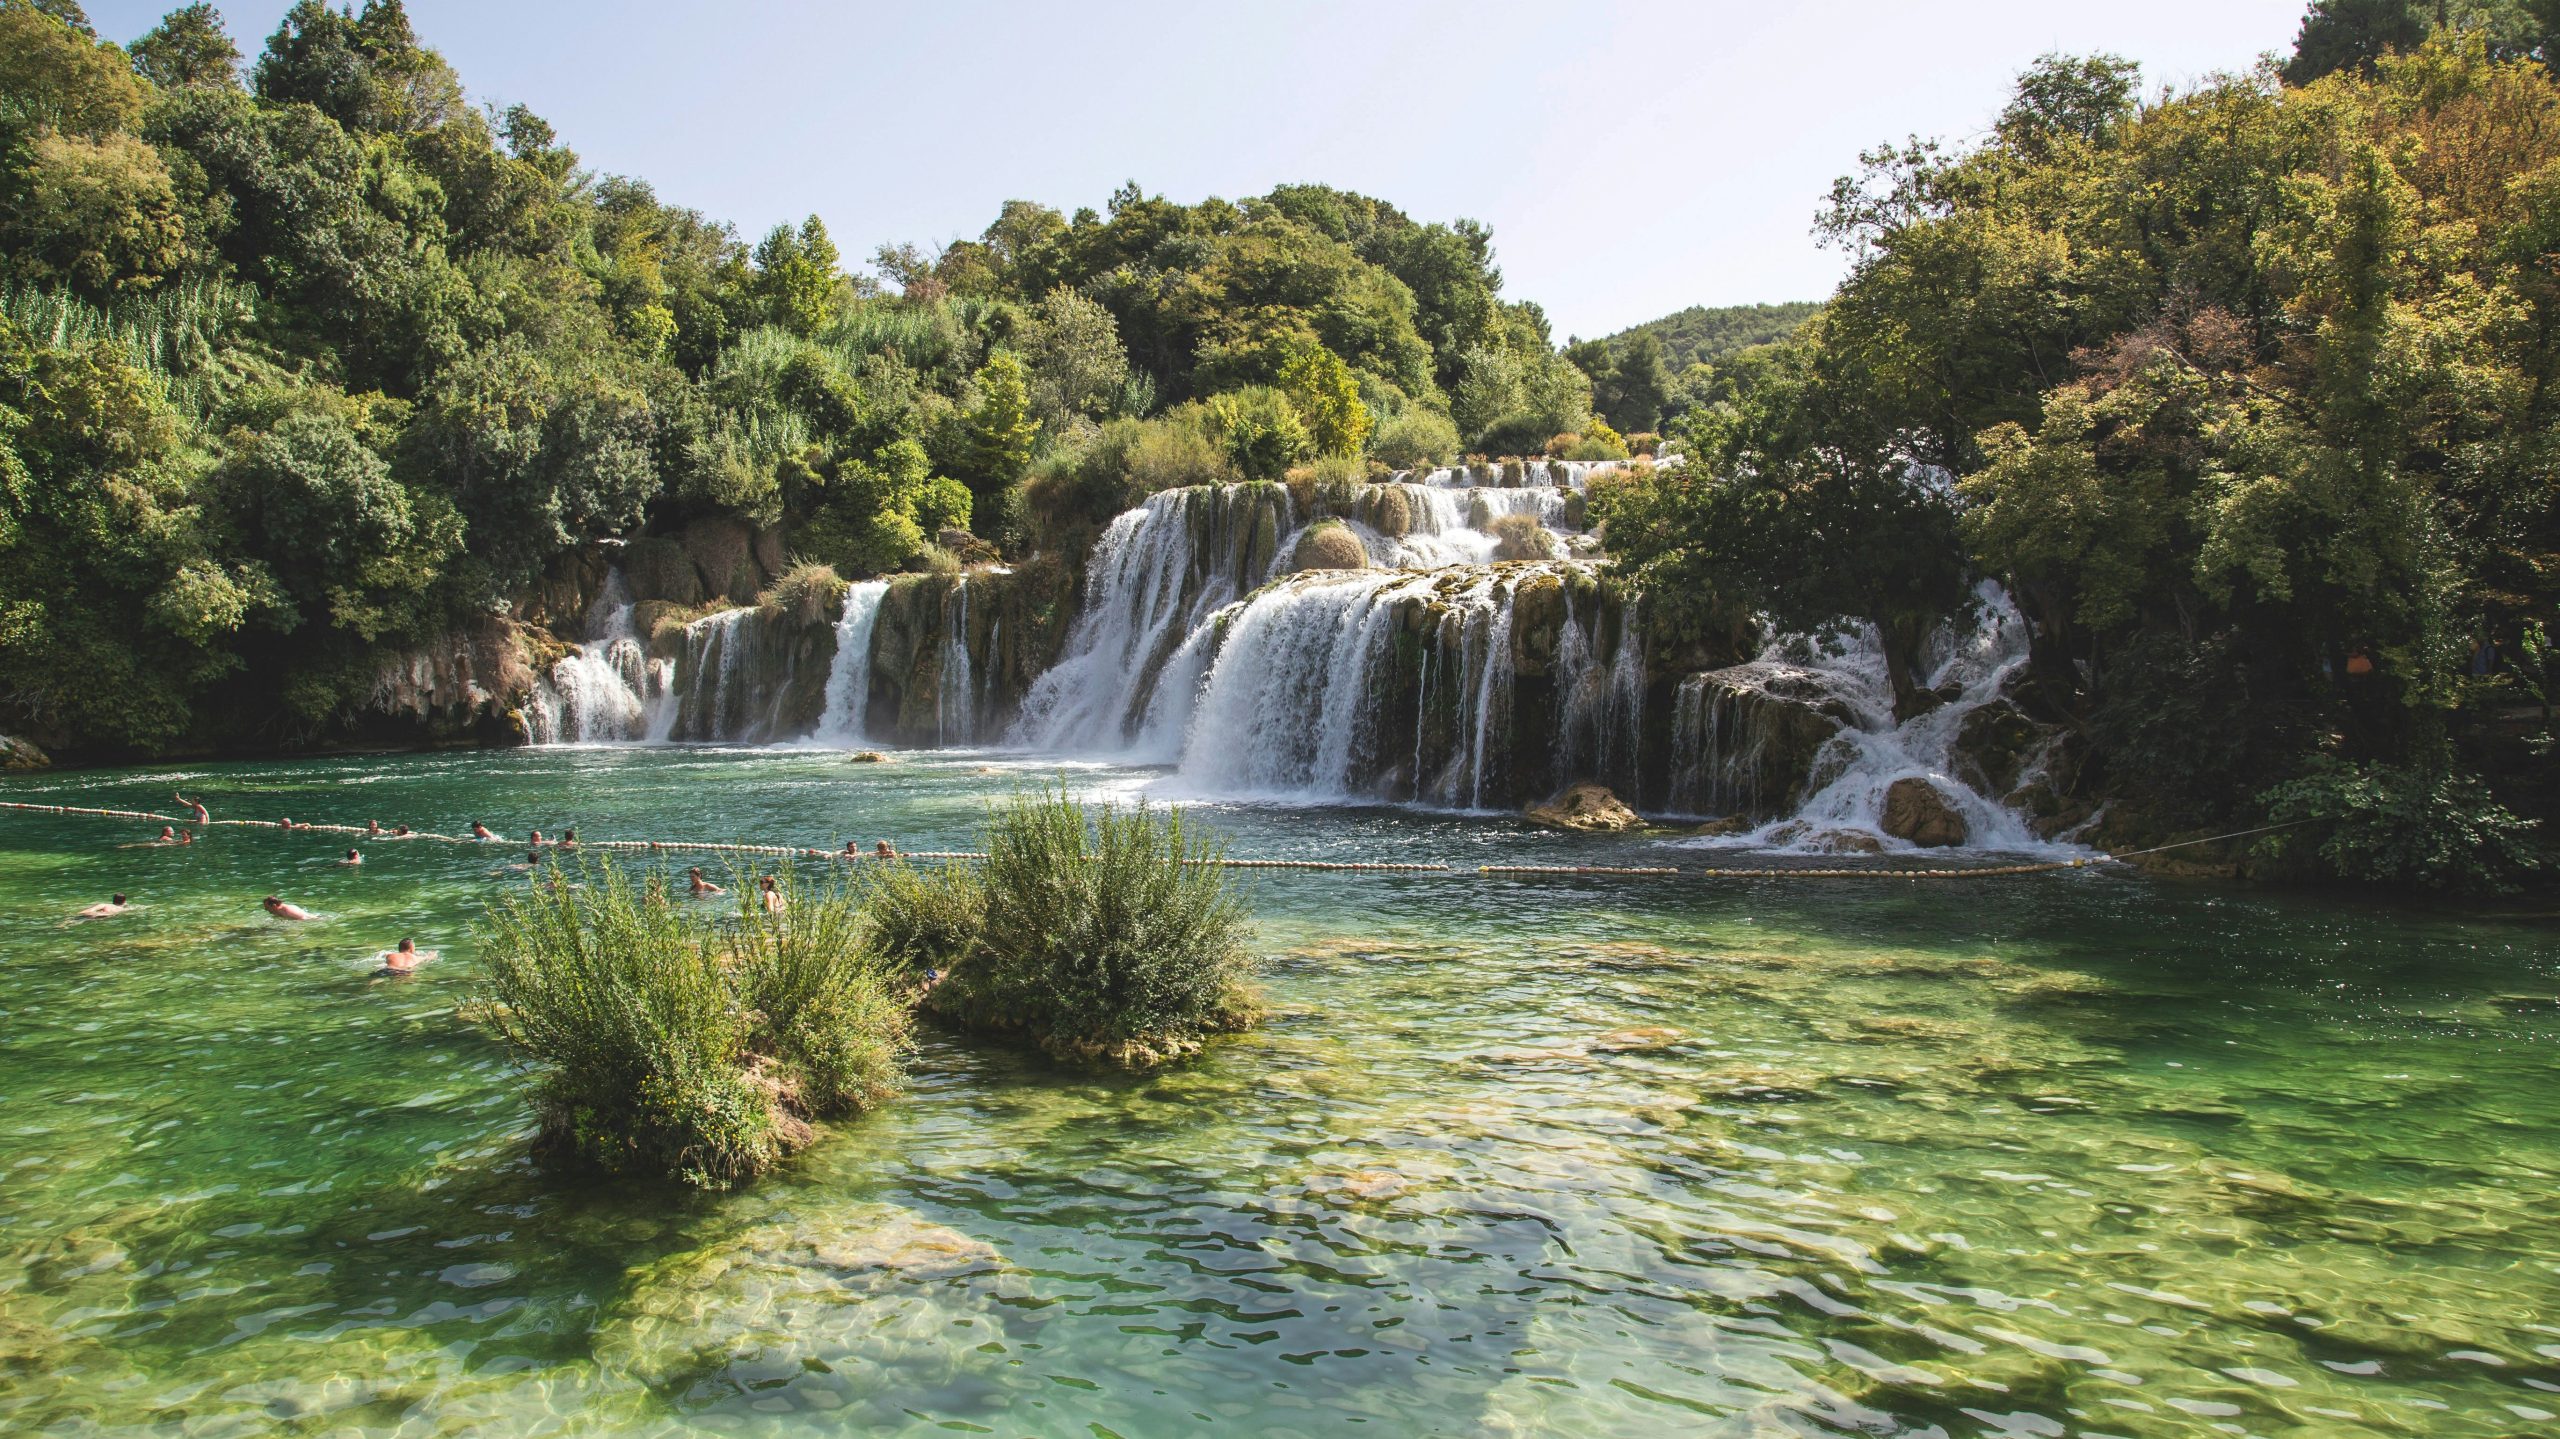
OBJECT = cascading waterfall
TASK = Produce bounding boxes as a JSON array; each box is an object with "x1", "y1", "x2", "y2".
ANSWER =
[
  {"x1": 1010, "y1": 484, "x2": 1293, "y2": 752},
  {"x1": 814, "y1": 581, "x2": 889, "y2": 744},
  {"x1": 524, "y1": 571, "x2": 670, "y2": 744},
  {"x1": 1671, "y1": 584, "x2": 2068, "y2": 853},
  {"x1": 937, "y1": 577, "x2": 975, "y2": 746}
]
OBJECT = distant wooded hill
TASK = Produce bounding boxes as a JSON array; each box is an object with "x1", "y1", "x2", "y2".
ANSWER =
[{"x1": 1599, "y1": 301, "x2": 1820, "y2": 371}]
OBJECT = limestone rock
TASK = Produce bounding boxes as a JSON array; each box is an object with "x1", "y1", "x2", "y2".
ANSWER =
[
  {"x1": 1525, "y1": 782, "x2": 1643, "y2": 833},
  {"x1": 848, "y1": 750, "x2": 887, "y2": 764},
  {"x1": 1690, "y1": 815, "x2": 1753, "y2": 838},
  {"x1": 1881, "y1": 777, "x2": 1968, "y2": 847},
  {"x1": 1952, "y1": 698, "x2": 2045, "y2": 798},
  {"x1": 597, "y1": 1202, "x2": 1016, "y2": 1406},
  {"x1": 0, "y1": 734, "x2": 50, "y2": 770}
]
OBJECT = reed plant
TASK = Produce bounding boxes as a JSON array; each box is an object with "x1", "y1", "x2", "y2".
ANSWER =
[
  {"x1": 906, "y1": 789, "x2": 1259, "y2": 1066},
  {"x1": 475, "y1": 858, "x2": 908, "y2": 1188}
]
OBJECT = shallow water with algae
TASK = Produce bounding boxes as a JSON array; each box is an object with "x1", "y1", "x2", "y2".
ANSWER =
[{"x1": 2, "y1": 747, "x2": 2556, "y2": 1437}]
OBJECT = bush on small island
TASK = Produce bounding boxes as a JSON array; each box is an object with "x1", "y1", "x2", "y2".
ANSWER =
[
  {"x1": 864, "y1": 790, "x2": 1260, "y2": 1066},
  {"x1": 475, "y1": 859, "x2": 909, "y2": 1189}
]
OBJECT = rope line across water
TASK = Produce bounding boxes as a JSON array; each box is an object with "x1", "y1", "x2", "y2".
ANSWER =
[{"x1": 0, "y1": 797, "x2": 2144, "y2": 880}]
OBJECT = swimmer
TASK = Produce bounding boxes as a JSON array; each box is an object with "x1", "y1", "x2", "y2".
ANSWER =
[
  {"x1": 687, "y1": 866, "x2": 725, "y2": 897},
  {"x1": 367, "y1": 819, "x2": 383, "y2": 837},
  {"x1": 277, "y1": 816, "x2": 293, "y2": 830},
  {"x1": 494, "y1": 851, "x2": 539, "y2": 874},
  {"x1": 71, "y1": 893, "x2": 131, "y2": 920},
  {"x1": 262, "y1": 895, "x2": 314, "y2": 922},
  {"x1": 340, "y1": 848, "x2": 363, "y2": 866},
  {"x1": 173, "y1": 791, "x2": 209, "y2": 825},
  {"x1": 758, "y1": 875, "x2": 785, "y2": 915},
  {"x1": 376, "y1": 937, "x2": 437, "y2": 974},
  {"x1": 470, "y1": 821, "x2": 494, "y2": 841},
  {"x1": 874, "y1": 839, "x2": 897, "y2": 859},
  {"x1": 392, "y1": 824, "x2": 412, "y2": 838},
  {"x1": 177, "y1": 829, "x2": 194, "y2": 846},
  {"x1": 558, "y1": 828, "x2": 576, "y2": 849},
  {"x1": 529, "y1": 828, "x2": 544, "y2": 847},
  {"x1": 122, "y1": 827, "x2": 178, "y2": 848},
  {"x1": 842, "y1": 839, "x2": 862, "y2": 857}
]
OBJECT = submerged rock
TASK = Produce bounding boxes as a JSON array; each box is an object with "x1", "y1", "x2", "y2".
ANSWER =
[
  {"x1": 847, "y1": 750, "x2": 887, "y2": 764},
  {"x1": 1524, "y1": 781, "x2": 1643, "y2": 832},
  {"x1": 1881, "y1": 777, "x2": 1968, "y2": 847},
  {"x1": 598, "y1": 1202, "x2": 1016, "y2": 1403}
]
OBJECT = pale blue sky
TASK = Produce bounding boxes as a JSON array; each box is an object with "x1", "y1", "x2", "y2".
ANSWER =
[{"x1": 90, "y1": 1, "x2": 2312, "y2": 339}]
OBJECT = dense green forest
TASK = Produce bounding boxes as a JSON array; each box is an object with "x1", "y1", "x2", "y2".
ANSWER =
[
  {"x1": 0, "y1": 0, "x2": 1599, "y2": 755},
  {"x1": 1599, "y1": 6, "x2": 2560, "y2": 890}
]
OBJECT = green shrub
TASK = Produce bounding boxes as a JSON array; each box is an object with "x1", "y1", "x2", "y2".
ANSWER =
[
  {"x1": 2261, "y1": 759, "x2": 2547, "y2": 895},
  {"x1": 1487, "y1": 512, "x2": 1556, "y2": 562},
  {"x1": 1290, "y1": 519, "x2": 1368, "y2": 572},
  {"x1": 1369, "y1": 408, "x2": 1460, "y2": 470},
  {"x1": 856, "y1": 857, "x2": 988, "y2": 974},
  {"x1": 758, "y1": 561, "x2": 846, "y2": 627},
  {"x1": 923, "y1": 790, "x2": 1258, "y2": 1065},
  {"x1": 475, "y1": 858, "x2": 909, "y2": 1188}
]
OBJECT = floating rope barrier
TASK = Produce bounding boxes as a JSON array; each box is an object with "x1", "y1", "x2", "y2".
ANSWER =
[
  {"x1": 0, "y1": 797, "x2": 2308, "y2": 881},
  {"x1": 1481, "y1": 864, "x2": 1682, "y2": 877}
]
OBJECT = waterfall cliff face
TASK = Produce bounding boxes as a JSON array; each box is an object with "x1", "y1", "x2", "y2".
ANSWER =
[
  {"x1": 1009, "y1": 470, "x2": 1642, "y2": 807},
  {"x1": 508, "y1": 458, "x2": 2066, "y2": 851}
]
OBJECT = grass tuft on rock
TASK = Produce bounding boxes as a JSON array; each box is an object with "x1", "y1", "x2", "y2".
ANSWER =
[
  {"x1": 474, "y1": 858, "x2": 909, "y2": 1189},
  {"x1": 869, "y1": 789, "x2": 1260, "y2": 1066}
]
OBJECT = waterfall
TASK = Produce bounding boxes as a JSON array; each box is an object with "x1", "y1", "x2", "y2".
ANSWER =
[
  {"x1": 814, "y1": 581, "x2": 889, "y2": 745},
  {"x1": 1009, "y1": 484, "x2": 1293, "y2": 751},
  {"x1": 938, "y1": 577, "x2": 974, "y2": 745},
  {"x1": 1671, "y1": 584, "x2": 2070, "y2": 853},
  {"x1": 1161, "y1": 563, "x2": 1627, "y2": 809},
  {"x1": 525, "y1": 571, "x2": 670, "y2": 745}
]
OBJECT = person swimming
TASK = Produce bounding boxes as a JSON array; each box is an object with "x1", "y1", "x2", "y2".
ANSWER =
[
  {"x1": 263, "y1": 895, "x2": 314, "y2": 921},
  {"x1": 376, "y1": 937, "x2": 436, "y2": 974},
  {"x1": 176, "y1": 829, "x2": 194, "y2": 846},
  {"x1": 688, "y1": 866, "x2": 725, "y2": 897},
  {"x1": 470, "y1": 821, "x2": 495, "y2": 841},
  {"x1": 71, "y1": 893, "x2": 130, "y2": 920},
  {"x1": 874, "y1": 839, "x2": 897, "y2": 859},
  {"x1": 367, "y1": 819, "x2": 383, "y2": 837},
  {"x1": 173, "y1": 791, "x2": 209, "y2": 825},
  {"x1": 842, "y1": 839, "x2": 862, "y2": 856},
  {"x1": 758, "y1": 875, "x2": 786, "y2": 914},
  {"x1": 340, "y1": 849, "x2": 363, "y2": 866},
  {"x1": 495, "y1": 851, "x2": 539, "y2": 874},
  {"x1": 557, "y1": 828, "x2": 576, "y2": 849},
  {"x1": 392, "y1": 824, "x2": 412, "y2": 838},
  {"x1": 529, "y1": 828, "x2": 544, "y2": 847},
  {"x1": 121, "y1": 827, "x2": 178, "y2": 848}
]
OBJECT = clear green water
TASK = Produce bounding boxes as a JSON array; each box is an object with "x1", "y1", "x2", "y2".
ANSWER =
[{"x1": 2, "y1": 748, "x2": 2557, "y2": 1438}]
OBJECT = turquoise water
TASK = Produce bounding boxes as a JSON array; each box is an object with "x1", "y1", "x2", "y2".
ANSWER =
[{"x1": 2, "y1": 747, "x2": 2556, "y2": 1437}]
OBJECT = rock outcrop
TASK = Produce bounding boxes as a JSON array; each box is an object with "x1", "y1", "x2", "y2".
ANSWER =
[
  {"x1": 1525, "y1": 782, "x2": 1644, "y2": 832},
  {"x1": 1881, "y1": 777, "x2": 1968, "y2": 847},
  {"x1": 0, "y1": 734, "x2": 50, "y2": 770}
]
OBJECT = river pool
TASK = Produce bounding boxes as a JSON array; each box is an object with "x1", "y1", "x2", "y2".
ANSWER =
[{"x1": 1, "y1": 747, "x2": 2555, "y2": 1437}]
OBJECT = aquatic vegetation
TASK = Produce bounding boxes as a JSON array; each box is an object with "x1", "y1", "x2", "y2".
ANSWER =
[
  {"x1": 473, "y1": 858, "x2": 908, "y2": 1187},
  {"x1": 919, "y1": 789, "x2": 1260, "y2": 1065}
]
